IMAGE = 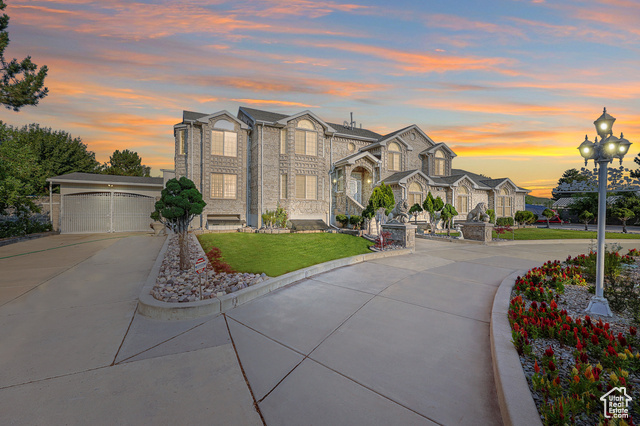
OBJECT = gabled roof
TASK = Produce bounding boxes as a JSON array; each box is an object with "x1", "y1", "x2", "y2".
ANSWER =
[
  {"x1": 382, "y1": 169, "x2": 433, "y2": 185},
  {"x1": 238, "y1": 107, "x2": 288, "y2": 123},
  {"x1": 196, "y1": 110, "x2": 249, "y2": 129},
  {"x1": 275, "y1": 110, "x2": 336, "y2": 133},
  {"x1": 326, "y1": 121, "x2": 381, "y2": 140},
  {"x1": 480, "y1": 177, "x2": 529, "y2": 193},
  {"x1": 420, "y1": 142, "x2": 457, "y2": 158},
  {"x1": 47, "y1": 173, "x2": 163, "y2": 187},
  {"x1": 334, "y1": 151, "x2": 381, "y2": 167},
  {"x1": 430, "y1": 174, "x2": 489, "y2": 189},
  {"x1": 183, "y1": 110, "x2": 208, "y2": 121}
]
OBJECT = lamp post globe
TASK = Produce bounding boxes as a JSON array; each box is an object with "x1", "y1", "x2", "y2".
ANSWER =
[{"x1": 594, "y1": 107, "x2": 616, "y2": 139}]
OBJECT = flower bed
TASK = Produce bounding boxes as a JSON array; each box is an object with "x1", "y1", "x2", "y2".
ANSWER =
[
  {"x1": 509, "y1": 249, "x2": 640, "y2": 425},
  {"x1": 152, "y1": 235, "x2": 268, "y2": 303}
]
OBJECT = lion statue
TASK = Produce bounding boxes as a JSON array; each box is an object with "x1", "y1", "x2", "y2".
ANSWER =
[
  {"x1": 388, "y1": 198, "x2": 410, "y2": 224},
  {"x1": 466, "y1": 202, "x2": 490, "y2": 222}
]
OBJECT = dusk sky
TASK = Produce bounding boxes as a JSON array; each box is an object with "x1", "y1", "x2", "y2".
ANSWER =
[{"x1": 1, "y1": 0, "x2": 639, "y2": 197}]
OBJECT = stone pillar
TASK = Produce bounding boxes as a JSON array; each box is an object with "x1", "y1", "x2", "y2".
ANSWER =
[
  {"x1": 381, "y1": 223, "x2": 416, "y2": 249},
  {"x1": 461, "y1": 222, "x2": 493, "y2": 243}
]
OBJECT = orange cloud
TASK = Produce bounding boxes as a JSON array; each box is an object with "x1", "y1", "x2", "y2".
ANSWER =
[
  {"x1": 194, "y1": 75, "x2": 388, "y2": 97},
  {"x1": 305, "y1": 41, "x2": 518, "y2": 75},
  {"x1": 236, "y1": 0, "x2": 369, "y2": 18},
  {"x1": 229, "y1": 98, "x2": 318, "y2": 108}
]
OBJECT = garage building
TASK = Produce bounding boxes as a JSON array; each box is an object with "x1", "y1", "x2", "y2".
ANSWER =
[{"x1": 46, "y1": 173, "x2": 164, "y2": 234}]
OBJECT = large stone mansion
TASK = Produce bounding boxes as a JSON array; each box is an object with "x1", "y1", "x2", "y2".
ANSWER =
[{"x1": 172, "y1": 106, "x2": 528, "y2": 230}]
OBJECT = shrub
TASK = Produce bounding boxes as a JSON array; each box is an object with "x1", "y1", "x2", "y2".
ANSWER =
[
  {"x1": 514, "y1": 210, "x2": 535, "y2": 225},
  {"x1": 0, "y1": 216, "x2": 52, "y2": 238},
  {"x1": 335, "y1": 214, "x2": 349, "y2": 227},
  {"x1": 486, "y1": 209, "x2": 496, "y2": 224},
  {"x1": 205, "y1": 247, "x2": 234, "y2": 274},
  {"x1": 496, "y1": 216, "x2": 514, "y2": 226},
  {"x1": 578, "y1": 210, "x2": 594, "y2": 231},
  {"x1": 349, "y1": 215, "x2": 362, "y2": 229}
]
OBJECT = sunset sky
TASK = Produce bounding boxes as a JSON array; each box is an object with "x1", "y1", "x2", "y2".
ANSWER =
[{"x1": 1, "y1": 0, "x2": 639, "y2": 197}]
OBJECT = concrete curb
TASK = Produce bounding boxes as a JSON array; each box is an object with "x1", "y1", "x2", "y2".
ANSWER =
[
  {"x1": 490, "y1": 270, "x2": 542, "y2": 426},
  {"x1": 0, "y1": 230, "x2": 59, "y2": 247},
  {"x1": 138, "y1": 236, "x2": 413, "y2": 320}
]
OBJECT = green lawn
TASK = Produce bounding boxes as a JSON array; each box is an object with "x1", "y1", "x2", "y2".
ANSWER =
[
  {"x1": 492, "y1": 227, "x2": 640, "y2": 240},
  {"x1": 197, "y1": 233, "x2": 372, "y2": 277}
]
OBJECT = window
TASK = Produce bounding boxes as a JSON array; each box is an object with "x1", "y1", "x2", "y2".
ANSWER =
[
  {"x1": 280, "y1": 128, "x2": 287, "y2": 154},
  {"x1": 211, "y1": 173, "x2": 237, "y2": 199},
  {"x1": 280, "y1": 174, "x2": 287, "y2": 199},
  {"x1": 177, "y1": 129, "x2": 186, "y2": 155},
  {"x1": 295, "y1": 119, "x2": 317, "y2": 156},
  {"x1": 498, "y1": 188, "x2": 512, "y2": 217},
  {"x1": 408, "y1": 182, "x2": 423, "y2": 207},
  {"x1": 211, "y1": 130, "x2": 237, "y2": 157},
  {"x1": 336, "y1": 169, "x2": 344, "y2": 192},
  {"x1": 434, "y1": 150, "x2": 445, "y2": 176},
  {"x1": 295, "y1": 175, "x2": 317, "y2": 200},
  {"x1": 456, "y1": 186, "x2": 470, "y2": 214},
  {"x1": 388, "y1": 142, "x2": 401, "y2": 171}
]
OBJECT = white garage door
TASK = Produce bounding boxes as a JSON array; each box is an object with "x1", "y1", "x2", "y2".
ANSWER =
[{"x1": 61, "y1": 192, "x2": 156, "y2": 233}]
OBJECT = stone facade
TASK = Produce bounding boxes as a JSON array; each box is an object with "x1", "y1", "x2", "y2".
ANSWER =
[{"x1": 173, "y1": 107, "x2": 529, "y2": 230}]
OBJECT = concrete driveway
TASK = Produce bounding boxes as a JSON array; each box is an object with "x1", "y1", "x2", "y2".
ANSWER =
[{"x1": 0, "y1": 234, "x2": 638, "y2": 425}]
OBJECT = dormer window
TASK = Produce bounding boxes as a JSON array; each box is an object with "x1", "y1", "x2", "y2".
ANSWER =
[
  {"x1": 295, "y1": 119, "x2": 317, "y2": 156},
  {"x1": 388, "y1": 142, "x2": 401, "y2": 171},
  {"x1": 434, "y1": 150, "x2": 445, "y2": 176}
]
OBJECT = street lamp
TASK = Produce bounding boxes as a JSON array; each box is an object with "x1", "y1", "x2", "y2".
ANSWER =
[{"x1": 577, "y1": 108, "x2": 632, "y2": 316}]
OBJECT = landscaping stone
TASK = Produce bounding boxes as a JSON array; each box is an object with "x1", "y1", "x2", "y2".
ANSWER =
[{"x1": 151, "y1": 235, "x2": 269, "y2": 303}]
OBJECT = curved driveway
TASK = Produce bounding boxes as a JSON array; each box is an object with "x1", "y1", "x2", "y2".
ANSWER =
[{"x1": 0, "y1": 234, "x2": 638, "y2": 425}]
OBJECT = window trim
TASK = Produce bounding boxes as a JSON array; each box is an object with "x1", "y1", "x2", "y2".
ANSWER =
[
  {"x1": 388, "y1": 142, "x2": 401, "y2": 172},
  {"x1": 210, "y1": 173, "x2": 237, "y2": 200},
  {"x1": 178, "y1": 129, "x2": 186, "y2": 155},
  {"x1": 211, "y1": 129, "x2": 238, "y2": 157},
  {"x1": 295, "y1": 175, "x2": 317, "y2": 200},
  {"x1": 280, "y1": 174, "x2": 287, "y2": 199}
]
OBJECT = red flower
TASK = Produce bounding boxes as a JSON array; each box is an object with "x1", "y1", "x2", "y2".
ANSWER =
[
  {"x1": 534, "y1": 360, "x2": 540, "y2": 374},
  {"x1": 630, "y1": 326, "x2": 637, "y2": 336},
  {"x1": 592, "y1": 335, "x2": 599, "y2": 345},
  {"x1": 545, "y1": 346, "x2": 555, "y2": 357},
  {"x1": 580, "y1": 352, "x2": 588, "y2": 364},
  {"x1": 548, "y1": 360, "x2": 556, "y2": 371}
]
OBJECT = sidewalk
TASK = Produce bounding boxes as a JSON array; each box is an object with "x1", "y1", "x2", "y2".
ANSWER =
[{"x1": 0, "y1": 235, "x2": 638, "y2": 425}]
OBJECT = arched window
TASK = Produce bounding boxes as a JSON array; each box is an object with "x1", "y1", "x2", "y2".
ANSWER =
[
  {"x1": 498, "y1": 187, "x2": 512, "y2": 217},
  {"x1": 295, "y1": 119, "x2": 317, "y2": 155},
  {"x1": 408, "y1": 182, "x2": 423, "y2": 207},
  {"x1": 456, "y1": 185, "x2": 470, "y2": 214},
  {"x1": 434, "y1": 150, "x2": 445, "y2": 176},
  {"x1": 388, "y1": 142, "x2": 401, "y2": 171}
]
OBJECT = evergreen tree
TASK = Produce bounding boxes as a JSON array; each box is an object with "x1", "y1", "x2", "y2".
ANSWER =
[
  {"x1": 0, "y1": 1, "x2": 48, "y2": 110},
  {"x1": 151, "y1": 177, "x2": 206, "y2": 270}
]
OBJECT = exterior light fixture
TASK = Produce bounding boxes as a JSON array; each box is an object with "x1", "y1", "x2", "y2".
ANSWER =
[{"x1": 578, "y1": 108, "x2": 632, "y2": 317}]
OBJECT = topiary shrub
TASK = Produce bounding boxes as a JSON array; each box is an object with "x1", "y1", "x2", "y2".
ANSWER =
[
  {"x1": 496, "y1": 217, "x2": 514, "y2": 226},
  {"x1": 335, "y1": 214, "x2": 349, "y2": 227},
  {"x1": 349, "y1": 215, "x2": 362, "y2": 229},
  {"x1": 486, "y1": 209, "x2": 496, "y2": 224}
]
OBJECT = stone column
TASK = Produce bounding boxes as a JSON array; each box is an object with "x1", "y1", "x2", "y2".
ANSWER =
[
  {"x1": 380, "y1": 223, "x2": 416, "y2": 249},
  {"x1": 461, "y1": 222, "x2": 493, "y2": 243}
]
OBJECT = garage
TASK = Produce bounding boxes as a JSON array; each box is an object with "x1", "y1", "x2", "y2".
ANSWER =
[{"x1": 47, "y1": 173, "x2": 164, "y2": 234}]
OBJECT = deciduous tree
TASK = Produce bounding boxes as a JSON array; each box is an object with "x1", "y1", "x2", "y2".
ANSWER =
[{"x1": 102, "y1": 149, "x2": 151, "y2": 177}]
